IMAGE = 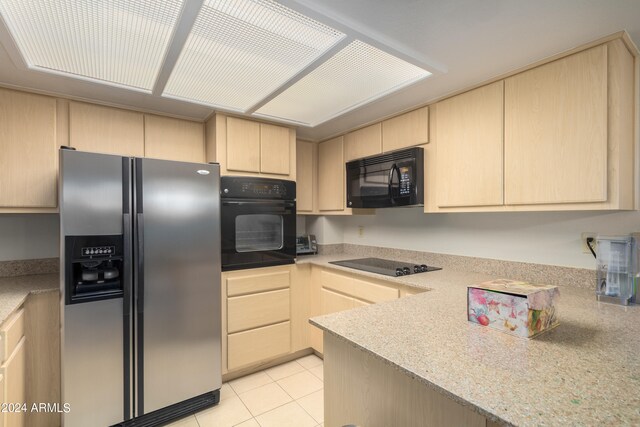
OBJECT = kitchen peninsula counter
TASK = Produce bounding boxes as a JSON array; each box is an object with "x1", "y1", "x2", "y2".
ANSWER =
[{"x1": 302, "y1": 254, "x2": 640, "y2": 426}]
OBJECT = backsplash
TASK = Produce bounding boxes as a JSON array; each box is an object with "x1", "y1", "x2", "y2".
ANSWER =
[
  {"x1": 0, "y1": 258, "x2": 58, "y2": 278},
  {"x1": 318, "y1": 243, "x2": 595, "y2": 289}
]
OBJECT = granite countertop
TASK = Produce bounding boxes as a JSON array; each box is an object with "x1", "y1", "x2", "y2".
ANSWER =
[
  {"x1": 0, "y1": 274, "x2": 58, "y2": 325},
  {"x1": 302, "y1": 254, "x2": 640, "y2": 426}
]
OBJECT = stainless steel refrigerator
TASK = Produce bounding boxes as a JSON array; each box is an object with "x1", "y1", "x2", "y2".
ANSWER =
[{"x1": 59, "y1": 148, "x2": 221, "y2": 427}]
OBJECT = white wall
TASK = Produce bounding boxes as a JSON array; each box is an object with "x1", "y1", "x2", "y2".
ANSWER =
[
  {"x1": 0, "y1": 215, "x2": 59, "y2": 261},
  {"x1": 308, "y1": 209, "x2": 640, "y2": 269}
]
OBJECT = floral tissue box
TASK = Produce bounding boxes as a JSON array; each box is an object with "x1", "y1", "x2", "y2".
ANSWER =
[{"x1": 467, "y1": 279, "x2": 560, "y2": 338}]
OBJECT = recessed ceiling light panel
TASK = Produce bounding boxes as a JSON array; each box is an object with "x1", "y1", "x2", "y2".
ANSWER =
[
  {"x1": 163, "y1": 0, "x2": 345, "y2": 111},
  {"x1": 0, "y1": 0, "x2": 184, "y2": 91},
  {"x1": 255, "y1": 40, "x2": 432, "y2": 126}
]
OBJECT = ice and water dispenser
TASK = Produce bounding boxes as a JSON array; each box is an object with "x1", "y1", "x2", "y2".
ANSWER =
[
  {"x1": 64, "y1": 235, "x2": 124, "y2": 304},
  {"x1": 595, "y1": 234, "x2": 639, "y2": 306}
]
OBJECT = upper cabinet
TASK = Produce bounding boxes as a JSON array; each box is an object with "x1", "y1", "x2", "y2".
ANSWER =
[
  {"x1": 434, "y1": 82, "x2": 504, "y2": 208},
  {"x1": 144, "y1": 115, "x2": 205, "y2": 163},
  {"x1": 318, "y1": 136, "x2": 345, "y2": 212},
  {"x1": 296, "y1": 140, "x2": 316, "y2": 213},
  {"x1": 69, "y1": 102, "x2": 144, "y2": 157},
  {"x1": 504, "y1": 45, "x2": 608, "y2": 205},
  {"x1": 0, "y1": 88, "x2": 57, "y2": 210},
  {"x1": 426, "y1": 38, "x2": 636, "y2": 212},
  {"x1": 382, "y1": 106, "x2": 429, "y2": 152},
  {"x1": 261, "y1": 123, "x2": 291, "y2": 175},
  {"x1": 226, "y1": 116, "x2": 261, "y2": 173},
  {"x1": 206, "y1": 114, "x2": 296, "y2": 181},
  {"x1": 344, "y1": 123, "x2": 382, "y2": 162}
]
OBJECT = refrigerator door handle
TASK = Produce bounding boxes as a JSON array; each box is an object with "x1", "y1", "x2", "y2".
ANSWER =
[
  {"x1": 122, "y1": 212, "x2": 133, "y2": 421},
  {"x1": 136, "y1": 213, "x2": 145, "y2": 314},
  {"x1": 135, "y1": 211, "x2": 145, "y2": 415}
]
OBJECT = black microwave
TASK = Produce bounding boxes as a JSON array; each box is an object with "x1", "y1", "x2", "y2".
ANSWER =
[{"x1": 346, "y1": 147, "x2": 424, "y2": 208}]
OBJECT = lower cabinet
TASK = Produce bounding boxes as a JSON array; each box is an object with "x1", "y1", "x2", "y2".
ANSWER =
[
  {"x1": 222, "y1": 265, "x2": 295, "y2": 375},
  {"x1": 221, "y1": 264, "x2": 426, "y2": 375},
  {"x1": 1, "y1": 309, "x2": 26, "y2": 427},
  {"x1": 310, "y1": 267, "x2": 420, "y2": 354},
  {"x1": 0, "y1": 292, "x2": 60, "y2": 427}
]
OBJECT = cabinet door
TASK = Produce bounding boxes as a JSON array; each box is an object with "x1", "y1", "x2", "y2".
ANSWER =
[
  {"x1": 69, "y1": 102, "x2": 144, "y2": 156},
  {"x1": 0, "y1": 89, "x2": 57, "y2": 208},
  {"x1": 144, "y1": 115, "x2": 204, "y2": 162},
  {"x1": 318, "y1": 136, "x2": 344, "y2": 211},
  {"x1": 296, "y1": 140, "x2": 315, "y2": 212},
  {"x1": 321, "y1": 289, "x2": 353, "y2": 314},
  {"x1": 504, "y1": 45, "x2": 607, "y2": 205},
  {"x1": 435, "y1": 82, "x2": 504, "y2": 207},
  {"x1": 2, "y1": 338, "x2": 25, "y2": 427},
  {"x1": 226, "y1": 117, "x2": 260, "y2": 173},
  {"x1": 344, "y1": 123, "x2": 382, "y2": 162},
  {"x1": 382, "y1": 106, "x2": 429, "y2": 152},
  {"x1": 260, "y1": 123, "x2": 290, "y2": 175}
]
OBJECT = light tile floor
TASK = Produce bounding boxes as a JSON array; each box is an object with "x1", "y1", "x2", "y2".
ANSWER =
[{"x1": 168, "y1": 355, "x2": 325, "y2": 427}]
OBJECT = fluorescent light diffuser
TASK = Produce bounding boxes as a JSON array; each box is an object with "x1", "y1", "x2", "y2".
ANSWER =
[
  {"x1": 255, "y1": 40, "x2": 432, "y2": 126},
  {"x1": 163, "y1": 0, "x2": 345, "y2": 111},
  {"x1": 0, "y1": 0, "x2": 184, "y2": 91}
]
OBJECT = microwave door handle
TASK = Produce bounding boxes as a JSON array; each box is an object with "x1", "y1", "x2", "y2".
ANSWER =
[{"x1": 388, "y1": 164, "x2": 398, "y2": 202}]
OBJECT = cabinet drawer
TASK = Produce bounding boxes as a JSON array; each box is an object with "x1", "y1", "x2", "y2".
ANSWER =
[
  {"x1": 228, "y1": 322, "x2": 291, "y2": 371},
  {"x1": 228, "y1": 289, "x2": 290, "y2": 333},
  {"x1": 321, "y1": 270, "x2": 399, "y2": 303},
  {"x1": 0, "y1": 309, "x2": 24, "y2": 365},
  {"x1": 320, "y1": 270, "x2": 353, "y2": 295},
  {"x1": 350, "y1": 278, "x2": 399, "y2": 303},
  {"x1": 227, "y1": 271, "x2": 290, "y2": 296}
]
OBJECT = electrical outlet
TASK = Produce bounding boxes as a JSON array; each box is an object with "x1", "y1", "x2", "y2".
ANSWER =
[
  {"x1": 358, "y1": 225, "x2": 364, "y2": 237},
  {"x1": 581, "y1": 232, "x2": 597, "y2": 254}
]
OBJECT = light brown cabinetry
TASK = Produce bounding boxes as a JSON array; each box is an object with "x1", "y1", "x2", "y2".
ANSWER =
[
  {"x1": 310, "y1": 267, "x2": 401, "y2": 353},
  {"x1": 222, "y1": 266, "x2": 293, "y2": 374},
  {"x1": 296, "y1": 140, "x2": 317, "y2": 213},
  {"x1": 0, "y1": 88, "x2": 57, "y2": 210},
  {"x1": 318, "y1": 136, "x2": 345, "y2": 211},
  {"x1": 434, "y1": 81, "x2": 504, "y2": 208},
  {"x1": 226, "y1": 116, "x2": 261, "y2": 173},
  {"x1": 426, "y1": 37, "x2": 636, "y2": 212},
  {"x1": 504, "y1": 45, "x2": 608, "y2": 205},
  {"x1": 260, "y1": 123, "x2": 291, "y2": 175},
  {"x1": 382, "y1": 106, "x2": 429, "y2": 152},
  {"x1": 1, "y1": 308, "x2": 26, "y2": 427},
  {"x1": 206, "y1": 114, "x2": 296, "y2": 180},
  {"x1": 69, "y1": 102, "x2": 144, "y2": 157},
  {"x1": 144, "y1": 115, "x2": 204, "y2": 162},
  {"x1": 344, "y1": 123, "x2": 382, "y2": 162}
]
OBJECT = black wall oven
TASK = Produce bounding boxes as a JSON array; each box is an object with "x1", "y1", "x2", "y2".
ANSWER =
[
  {"x1": 346, "y1": 147, "x2": 424, "y2": 208},
  {"x1": 221, "y1": 176, "x2": 296, "y2": 271}
]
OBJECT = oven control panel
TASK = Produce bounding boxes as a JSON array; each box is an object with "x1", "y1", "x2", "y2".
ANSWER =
[{"x1": 221, "y1": 176, "x2": 296, "y2": 200}]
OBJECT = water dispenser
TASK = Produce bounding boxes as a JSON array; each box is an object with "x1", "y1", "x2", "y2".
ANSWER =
[{"x1": 64, "y1": 235, "x2": 124, "y2": 305}]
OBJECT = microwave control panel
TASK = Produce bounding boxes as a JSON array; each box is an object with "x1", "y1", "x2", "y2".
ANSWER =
[{"x1": 399, "y1": 166, "x2": 411, "y2": 196}]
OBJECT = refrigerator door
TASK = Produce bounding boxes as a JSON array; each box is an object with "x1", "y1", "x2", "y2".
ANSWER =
[
  {"x1": 60, "y1": 150, "x2": 130, "y2": 427},
  {"x1": 134, "y1": 158, "x2": 221, "y2": 415}
]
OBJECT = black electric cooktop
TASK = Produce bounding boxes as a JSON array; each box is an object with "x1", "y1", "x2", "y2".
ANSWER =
[{"x1": 329, "y1": 257, "x2": 442, "y2": 277}]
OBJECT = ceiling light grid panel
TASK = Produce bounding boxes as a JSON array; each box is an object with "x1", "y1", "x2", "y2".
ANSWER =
[
  {"x1": 162, "y1": 0, "x2": 345, "y2": 112},
  {"x1": 256, "y1": 40, "x2": 432, "y2": 126},
  {"x1": 0, "y1": 0, "x2": 184, "y2": 91}
]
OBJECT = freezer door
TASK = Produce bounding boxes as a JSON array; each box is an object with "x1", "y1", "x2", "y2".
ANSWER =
[
  {"x1": 134, "y1": 158, "x2": 221, "y2": 415},
  {"x1": 59, "y1": 150, "x2": 129, "y2": 426}
]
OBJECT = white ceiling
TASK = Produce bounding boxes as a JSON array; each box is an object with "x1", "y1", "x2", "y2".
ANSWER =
[{"x1": 0, "y1": 0, "x2": 639, "y2": 141}]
